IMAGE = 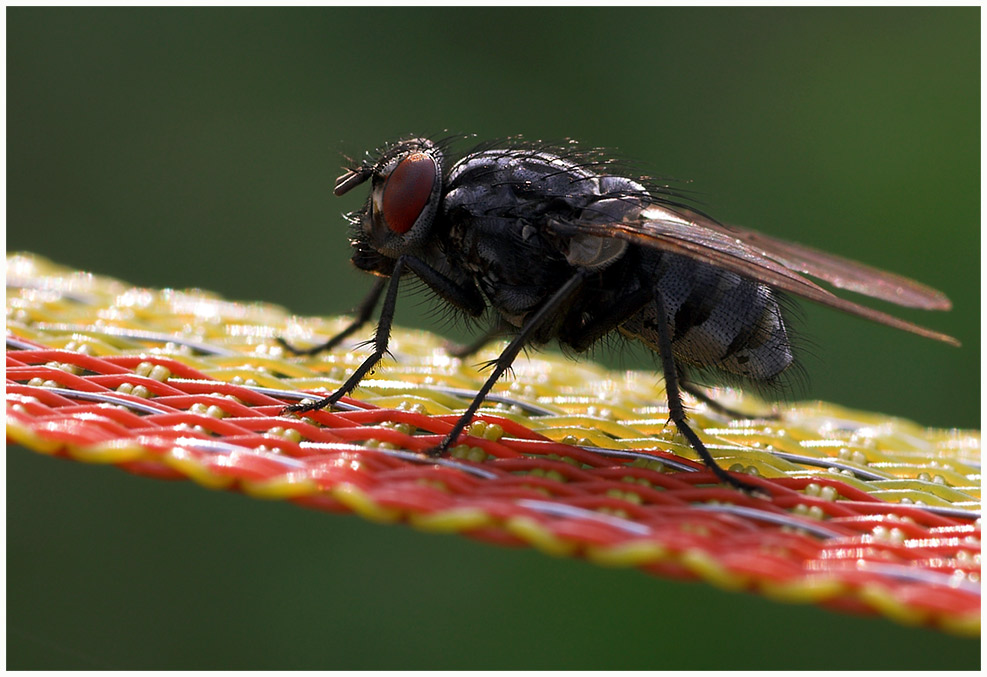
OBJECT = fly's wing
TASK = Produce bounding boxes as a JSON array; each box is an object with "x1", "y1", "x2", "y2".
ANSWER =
[
  {"x1": 547, "y1": 204, "x2": 959, "y2": 346},
  {"x1": 660, "y1": 205, "x2": 951, "y2": 310}
]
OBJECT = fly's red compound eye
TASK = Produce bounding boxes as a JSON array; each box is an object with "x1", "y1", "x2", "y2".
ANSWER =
[{"x1": 380, "y1": 152, "x2": 436, "y2": 234}]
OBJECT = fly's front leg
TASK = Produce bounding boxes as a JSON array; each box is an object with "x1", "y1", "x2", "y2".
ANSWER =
[
  {"x1": 277, "y1": 277, "x2": 386, "y2": 356},
  {"x1": 430, "y1": 272, "x2": 587, "y2": 457},
  {"x1": 282, "y1": 262, "x2": 406, "y2": 415},
  {"x1": 281, "y1": 256, "x2": 485, "y2": 416},
  {"x1": 650, "y1": 293, "x2": 762, "y2": 494},
  {"x1": 402, "y1": 256, "x2": 486, "y2": 317}
]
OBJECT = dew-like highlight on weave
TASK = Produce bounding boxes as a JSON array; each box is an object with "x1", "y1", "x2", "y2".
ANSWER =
[{"x1": 5, "y1": 252, "x2": 981, "y2": 636}]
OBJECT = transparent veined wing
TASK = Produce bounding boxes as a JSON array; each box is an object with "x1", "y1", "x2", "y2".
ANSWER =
[
  {"x1": 548, "y1": 204, "x2": 959, "y2": 346},
  {"x1": 658, "y1": 204, "x2": 951, "y2": 310}
]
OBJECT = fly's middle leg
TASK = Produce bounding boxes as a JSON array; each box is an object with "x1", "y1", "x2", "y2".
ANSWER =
[
  {"x1": 281, "y1": 261, "x2": 408, "y2": 415},
  {"x1": 444, "y1": 318, "x2": 507, "y2": 359},
  {"x1": 430, "y1": 272, "x2": 587, "y2": 456}
]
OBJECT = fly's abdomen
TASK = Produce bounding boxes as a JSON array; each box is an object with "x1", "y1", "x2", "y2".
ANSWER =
[{"x1": 621, "y1": 254, "x2": 794, "y2": 381}]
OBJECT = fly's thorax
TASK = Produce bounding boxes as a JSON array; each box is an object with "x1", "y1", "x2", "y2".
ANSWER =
[
  {"x1": 438, "y1": 146, "x2": 661, "y2": 327},
  {"x1": 443, "y1": 149, "x2": 649, "y2": 272},
  {"x1": 446, "y1": 213, "x2": 572, "y2": 326},
  {"x1": 443, "y1": 148, "x2": 628, "y2": 222},
  {"x1": 359, "y1": 138, "x2": 445, "y2": 259}
]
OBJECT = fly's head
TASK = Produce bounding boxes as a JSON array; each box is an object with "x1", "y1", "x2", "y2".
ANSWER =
[{"x1": 335, "y1": 137, "x2": 444, "y2": 265}]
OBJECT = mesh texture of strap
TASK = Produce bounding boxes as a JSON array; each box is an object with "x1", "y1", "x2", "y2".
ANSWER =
[{"x1": 6, "y1": 253, "x2": 980, "y2": 636}]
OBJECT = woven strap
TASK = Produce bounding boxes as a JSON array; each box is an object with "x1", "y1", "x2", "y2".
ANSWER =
[{"x1": 6, "y1": 253, "x2": 980, "y2": 635}]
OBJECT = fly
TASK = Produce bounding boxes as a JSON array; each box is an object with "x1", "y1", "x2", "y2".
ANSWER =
[{"x1": 280, "y1": 135, "x2": 958, "y2": 493}]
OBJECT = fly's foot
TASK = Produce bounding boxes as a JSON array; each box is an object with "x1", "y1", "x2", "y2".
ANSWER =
[
  {"x1": 281, "y1": 395, "x2": 336, "y2": 416},
  {"x1": 443, "y1": 338, "x2": 478, "y2": 360},
  {"x1": 275, "y1": 337, "x2": 304, "y2": 355},
  {"x1": 425, "y1": 426, "x2": 473, "y2": 458},
  {"x1": 681, "y1": 382, "x2": 779, "y2": 421},
  {"x1": 276, "y1": 337, "x2": 341, "y2": 358},
  {"x1": 719, "y1": 470, "x2": 768, "y2": 497},
  {"x1": 425, "y1": 442, "x2": 452, "y2": 458}
]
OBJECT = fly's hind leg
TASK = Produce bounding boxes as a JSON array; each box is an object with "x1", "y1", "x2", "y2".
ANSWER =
[
  {"x1": 679, "y1": 374, "x2": 779, "y2": 421},
  {"x1": 650, "y1": 295, "x2": 763, "y2": 494}
]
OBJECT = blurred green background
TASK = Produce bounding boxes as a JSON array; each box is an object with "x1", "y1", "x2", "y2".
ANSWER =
[{"x1": 7, "y1": 7, "x2": 979, "y2": 669}]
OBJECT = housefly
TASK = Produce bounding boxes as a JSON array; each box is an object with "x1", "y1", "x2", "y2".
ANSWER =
[{"x1": 281, "y1": 135, "x2": 957, "y2": 492}]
